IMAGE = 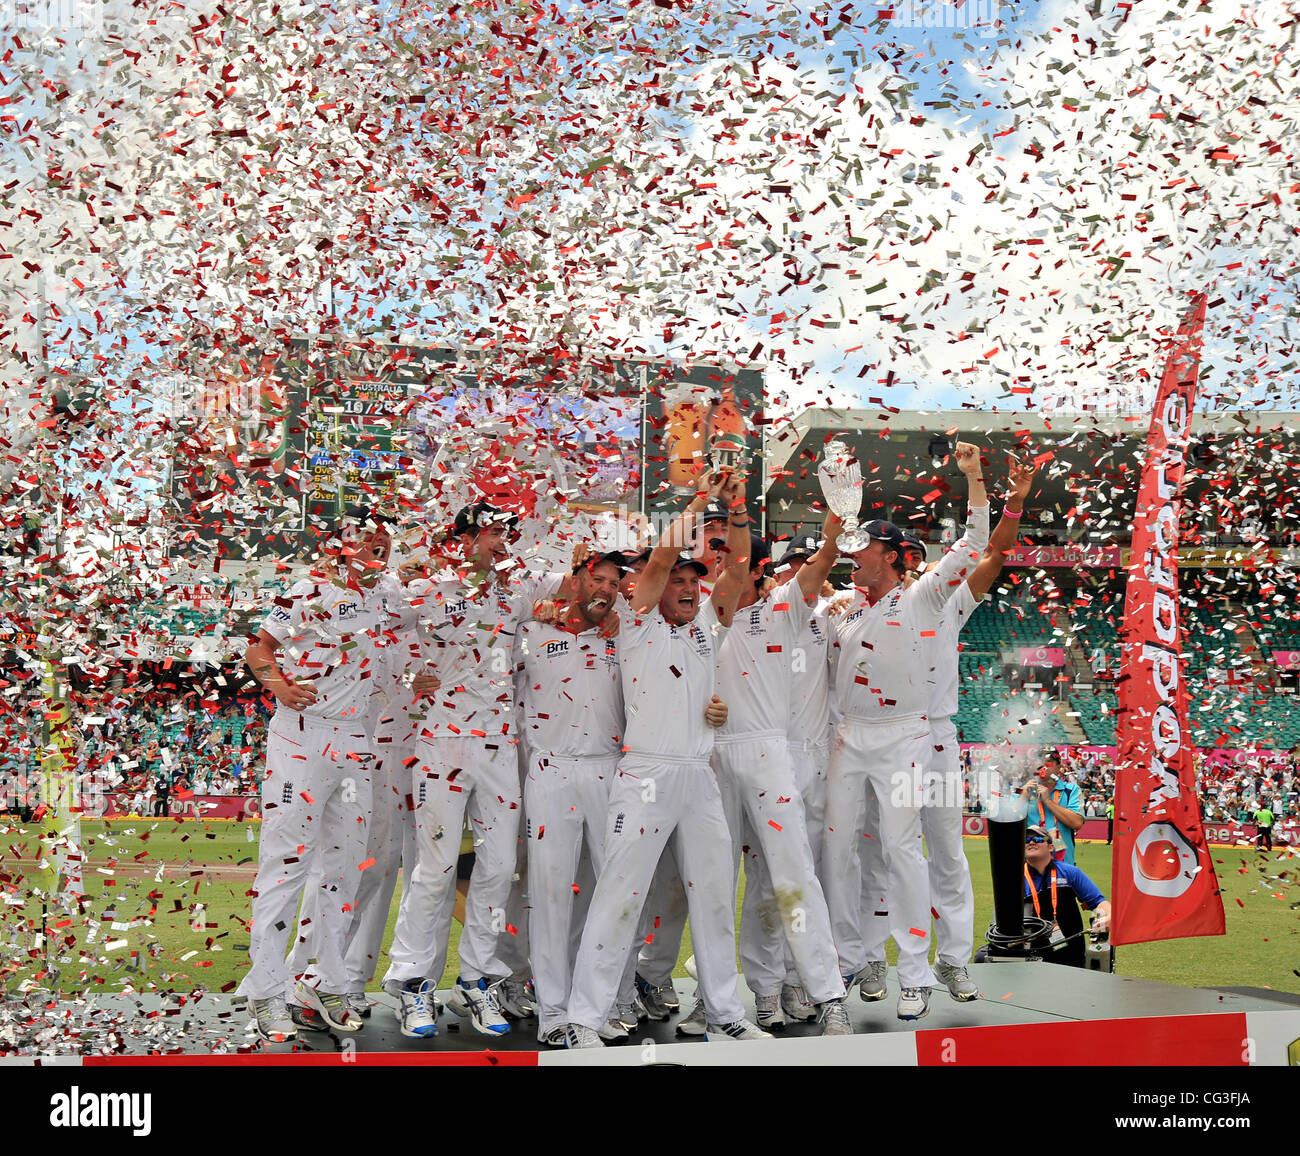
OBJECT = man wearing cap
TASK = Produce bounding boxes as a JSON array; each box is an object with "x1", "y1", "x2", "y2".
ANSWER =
[
  {"x1": 238, "y1": 506, "x2": 393, "y2": 1042},
  {"x1": 823, "y1": 442, "x2": 988, "y2": 1022},
  {"x1": 380, "y1": 502, "x2": 577, "y2": 1038},
  {"x1": 868, "y1": 455, "x2": 1038, "y2": 1006},
  {"x1": 565, "y1": 471, "x2": 770, "y2": 1047},
  {"x1": 1023, "y1": 824, "x2": 1110, "y2": 965},
  {"x1": 708, "y1": 516, "x2": 852, "y2": 1035}
]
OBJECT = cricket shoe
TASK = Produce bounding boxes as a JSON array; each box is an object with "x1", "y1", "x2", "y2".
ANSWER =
[
  {"x1": 295, "y1": 981, "x2": 362, "y2": 1032},
  {"x1": 817, "y1": 999, "x2": 853, "y2": 1037},
  {"x1": 897, "y1": 986, "x2": 930, "y2": 1021},
  {"x1": 934, "y1": 960, "x2": 980, "y2": 1002},
  {"x1": 565, "y1": 1024, "x2": 605, "y2": 1049},
  {"x1": 288, "y1": 1003, "x2": 329, "y2": 1033},
  {"x1": 345, "y1": 992, "x2": 372, "y2": 1019},
  {"x1": 394, "y1": 979, "x2": 439, "y2": 1039},
  {"x1": 447, "y1": 977, "x2": 512, "y2": 1036},
  {"x1": 753, "y1": 993, "x2": 786, "y2": 1031},
  {"x1": 599, "y1": 1018, "x2": 630, "y2": 1042},
  {"x1": 614, "y1": 1002, "x2": 641, "y2": 1033},
  {"x1": 537, "y1": 1024, "x2": 568, "y2": 1048},
  {"x1": 249, "y1": 997, "x2": 296, "y2": 1044},
  {"x1": 676, "y1": 999, "x2": 707, "y2": 1037},
  {"x1": 858, "y1": 960, "x2": 888, "y2": 1002},
  {"x1": 634, "y1": 973, "x2": 677, "y2": 1020},
  {"x1": 704, "y1": 1018, "x2": 772, "y2": 1041},
  {"x1": 498, "y1": 978, "x2": 536, "y2": 1019},
  {"x1": 780, "y1": 983, "x2": 817, "y2": 1022}
]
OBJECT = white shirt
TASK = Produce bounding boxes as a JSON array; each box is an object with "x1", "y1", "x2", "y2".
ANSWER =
[
  {"x1": 619, "y1": 598, "x2": 727, "y2": 761},
  {"x1": 928, "y1": 581, "x2": 980, "y2": 722},
  {"x1": 789, "y1": 595, "x2": 838, "y2": 746},
  {"x1": 833, "y1": 507, "x2": 989, "y2": 723},
  {"x1": 716, "y1": 576, "x2": 812, "y2": 741},
  {"x1": 394, "y1": 570, "x2": 563, "y2": 739},
  {"x1": 260, "y1": 576, "x2": 390, "y2": 727},
  {"x1": 519, "y1": 620, "x2": 623, "y2": 758}
]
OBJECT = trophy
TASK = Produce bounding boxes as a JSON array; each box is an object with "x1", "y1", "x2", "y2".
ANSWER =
[{"x1": 816, "y1": 440, "x2": 870, "y2": 552}]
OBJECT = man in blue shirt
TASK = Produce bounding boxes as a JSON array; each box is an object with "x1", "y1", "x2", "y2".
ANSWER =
[
  {"x1": 1021, "y1": 749, "x2": 1084, "y2": 864},
  {"x1": 1022, "y1": 825, "x2": 1111, "y2": 935}
]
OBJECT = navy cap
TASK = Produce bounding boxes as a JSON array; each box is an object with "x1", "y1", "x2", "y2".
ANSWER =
[
  {"x1": 777, "y1": 533, "x2": 821, "y2": 564},
  {"x1": 452, "y1": 502, "x2": 519, "y2": 537},
  {"x1": 748, "y1": 533, "x2": 771, "y2": 573},
  {"x1": 670, "y1": 550, "x2": 709, "y2": 576},
  {"x1": 860, "y1": 519, "x2": 906, "y2": 555},
  {"x1": 701, "y1": 501, "x2": 729, "y2": 524},
  {"x1": 574, "y1": 550, "x2": 632, "y2": 576},
  {"x1": 899, "y1": 530, "x2": 926, "y2": 559}
]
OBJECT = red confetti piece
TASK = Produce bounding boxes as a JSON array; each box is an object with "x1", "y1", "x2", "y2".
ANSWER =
[
  {"x1": 768, "y1": 820, "x2": 782, "y2": 832},
  {"x1": 358, "y1": 857, "x2": 376, "y2": 871}
]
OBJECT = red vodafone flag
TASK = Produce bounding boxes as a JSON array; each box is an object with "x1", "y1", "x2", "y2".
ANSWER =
[{"x1": 1111, "y1": 294, "x2": 1225, "y2": 946}]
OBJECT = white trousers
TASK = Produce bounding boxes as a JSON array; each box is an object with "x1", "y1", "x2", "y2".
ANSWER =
[
  {"x1": 921, "y1": 716, "x2": 974, "y2": 965},
  {"x1": 716, "y1": 735, "x2": 843, "y2": 1003},
  {"x1": 524, "y1": 753, "x2": 619, "y2": 1033},
  {"x1": 634, "y1": 851, "x2": 689, "y2": 986},
  {"x1": 383, "y1": 735, "x2": 520, "y2": 986},
  {"x1": 824, "y1": 716, "x2": 935, "y2": 990},
  {"x1": 238, "y1": 714, "x2": 373, "y2": 1000},
  {"x1": 568, "y1": 756, "x2": 745, "y2": 1031},
  {"x1": 287, "y1": 723, "x2": 418, "y2": 991}
]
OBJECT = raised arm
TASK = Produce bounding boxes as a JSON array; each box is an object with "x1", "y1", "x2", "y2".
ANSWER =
[
  {"x1": 795, "y1": 512, "x2": 844, "y2": 605},
  {"x1": 912, "y1": 441, "x2": 989, "y2": 613},
  {"x1": 967, "y1": 455, "x2": 1038, "y2": 600},
  {"x1": 631, "y1": 471, "x2": 725, "y2": 615},
  {"x1": 709, "y1": 470, "x2": 754, "y2": 627}
]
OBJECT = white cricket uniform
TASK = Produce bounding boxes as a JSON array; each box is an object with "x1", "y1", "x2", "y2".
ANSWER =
[
  {"x1": 746, "y1": 591, "x2": 839, "y2": 991},
  {"x1": 237, "y1": 576, "x2": 383, "y2": 1001},
  {"x1": 519, "y1": 619, "x2": 623, "y2": 1033},
  {"x1": 286, "y1": 600, "x2": 425, "y2": 993},
  {"x1": 715, "y1": 578, "x2": 843, "y2": 1003},
  {"x1": 383, "y1": 569, "x2": 561, "y2": 987},
  {"x1": 824, "y1": 508, "x2": 988, "y2": 989},
  {"x1": 568, "y1": 599, "x2": 746, "y2": 1031},
  {"x1": 920, "y1": 582, "x2": 980, "y2": 966}
]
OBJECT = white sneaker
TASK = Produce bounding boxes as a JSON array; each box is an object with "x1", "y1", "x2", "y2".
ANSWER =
[
  {"x1": 754, "y1": 992, "x2": 786, "y2": 1031},
  {"x1": 599, "y1": 1018, "x2": 629, "y2": 1041},
  {"x1": 897, "y1": 986, "x2": 930, "y2": 1021},
  {"x1": 705, "y1": 1017, "x2": 772, "y2": 1041},
  {"x1": 565, "y1": 1023, "x2": 605, "y2": 1049},
  {"x1": 780, "y1": 983, "x2": 817, "y2": 1022},
  {"x1": 818, "y1": 998, "x2": 853, "y2": 1036},
  {"x1": 934, "y1": 960, "x2": 980, "y2": 1002},
  {"x1": 614, "y1": 1003, "x2": 640, "y2": 1032},
  {"x1": 499, "y1": 978, "x2": 536, "y2": 1018},
  {"x1": 250, "y1": 997, "x2": 296, "y2": 1043},
  {"x1": 395, "y1": 979, "x2": 439, "y2": 1039},
  {"x1": 447, "y1": 977, "x2": 511, "y2": 1036},
  {"x1": 675, "y1": 999, "x2": 707, "y2": 1037},
  {"x1": 858, "y1": 960, "x2": 888, "y2": 1002},
  {"x1": 295, "y1": 981, "x2": 362, "y2": 1032},
  {"x1": 345, "y1": 991, "x2": 371, "y2": 1019},
  {"x1": 538, "y1": 1024, "x2": 567, "y2": 1047}
]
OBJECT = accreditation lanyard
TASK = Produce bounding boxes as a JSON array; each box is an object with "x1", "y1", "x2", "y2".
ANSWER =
[
  {"x1": 1036, "y1": 788, "x2": 1062, "y2": 830},
  {"x1": 1025, "y1": 864, "x2": 1058, "y2": 920}
]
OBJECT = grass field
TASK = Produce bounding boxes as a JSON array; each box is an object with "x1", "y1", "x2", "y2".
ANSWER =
[{"x1": 2, "y1": 817, "x2": 1296, "y2": 999}]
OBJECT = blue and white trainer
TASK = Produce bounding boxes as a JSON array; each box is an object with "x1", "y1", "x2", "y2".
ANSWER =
[{"x1": 447, "y1": 977, "x2": 511, "y2": 1036}]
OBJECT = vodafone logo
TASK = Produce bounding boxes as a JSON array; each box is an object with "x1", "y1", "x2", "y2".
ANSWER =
[{"x1": 1131, "y1": 822, "x2": 1198, "y2": 899}]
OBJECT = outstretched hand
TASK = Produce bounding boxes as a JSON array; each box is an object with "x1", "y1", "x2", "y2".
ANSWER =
[{"x1": 1007, "y1": 455, "x2": 1037, "y2": 501}]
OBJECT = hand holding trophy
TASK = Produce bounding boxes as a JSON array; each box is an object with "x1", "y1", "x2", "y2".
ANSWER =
[{"x1": 816, "y1": 440, "x2": 870, "y2": 552}]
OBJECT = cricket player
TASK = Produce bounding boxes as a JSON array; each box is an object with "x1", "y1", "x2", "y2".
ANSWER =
[
  {"x1": 565, "y1": 472, "x2": 769, "y2": 1047},
  {"x1": 380, "y1": 504, "x2": 576, "y2": 1038},
  {"x1": 823, "y1": 443, "x2": 987, "y2": 1021},
  {"x1": 238, "y1": 506, "x2": 392, "y2": 1042},
  {"x1": 710, "y1": 517, "x2": 852, "y2": 1036}
]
